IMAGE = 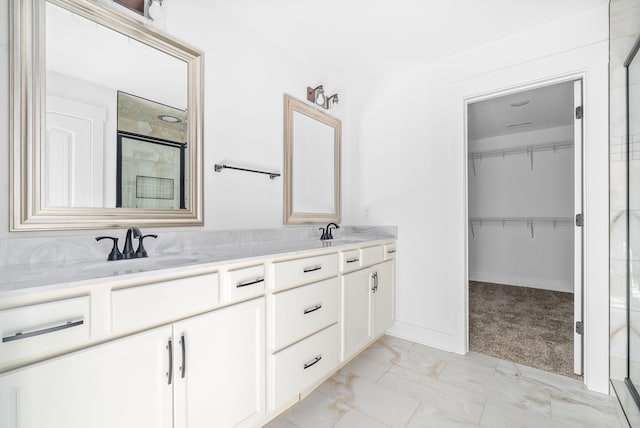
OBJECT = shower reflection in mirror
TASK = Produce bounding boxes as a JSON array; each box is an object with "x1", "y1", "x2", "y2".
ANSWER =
[{"x1": 116, "y1": 92, "x2": 187, "y2": 210}]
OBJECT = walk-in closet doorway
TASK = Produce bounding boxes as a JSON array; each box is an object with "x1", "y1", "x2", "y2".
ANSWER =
[{"x1": 466, "y1": 80, "x2": 583, "y2": 378}]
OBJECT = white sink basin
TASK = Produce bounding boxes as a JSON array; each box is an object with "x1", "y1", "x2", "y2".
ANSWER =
[{"x1": 75, "y1": 254, "x2": 209, "y2": 277}]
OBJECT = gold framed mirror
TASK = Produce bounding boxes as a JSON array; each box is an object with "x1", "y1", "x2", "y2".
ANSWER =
[
  {"x1": 283, "y1": 95, "x2": 341, "y2": 224},
  {"x1": 10, "y1": 0, "x2": 204, "y2": 230}
]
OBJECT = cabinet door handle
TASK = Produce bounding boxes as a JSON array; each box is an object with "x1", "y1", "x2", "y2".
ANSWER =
[
  {"x1": 346, "y1": 257, "x2": 359, "y2": 264},
  {"x1": 303, "y1": 355, "x2": 322, "y2": 370},
  {"x1": 303, "y1": 265, "x2": 322, "y2": 273},
  {"x1": 303, "y1": 304, "x2": 323, "y2": 315},
  {"x1": 236, "y1": 277, "x2": 265, "y2": 288},
  {"x1": 167, "y1": 339, "x2": 173, "y2": 385},
  {"x1": 387, "y1": 249, "x2": 396, "y2": 254},
  {"x1": 180, "y1": 335, "x2": 186, "y2": 379},
  {"x1": 2, "y1": 319, "x2": 84, "y2": 343},
  {"x1": 371, "y1": 272, "x2": 378, "y2": 293}
]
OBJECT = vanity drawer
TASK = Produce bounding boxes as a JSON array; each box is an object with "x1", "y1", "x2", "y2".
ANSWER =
[
  {"x1": 272, "y1": 323, "x2": 339, "y2": 410},
  {"x1": 223, "y1": 264, "x2": 265, "y2": 304},
  {"x1": 111, "y1": 272, "x2": 219, "y2": 334},
  {"x1": 272, "y1": 277, "x2": 339, "y2": 351},
  {"x1": 361, "y1": 245, "x2": 385, "y2": 267},
  {"x1": 384, "y1": 243, "x2": 397, "y2": 260},
  {"x1": 0, "y1": 297, "x2": 90, "y2": 366},
  {"x1": 272, "y1": 253, "x2": 338, "y2": 292},
  {"x1": 340, "y1": 249, "x2": 361, "y2": 273}
]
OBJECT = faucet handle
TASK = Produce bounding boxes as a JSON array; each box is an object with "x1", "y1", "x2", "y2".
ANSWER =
[
  {"x1": 95, "y1": 236, "x2": 123, "y2": 261},
  {"x1": 135, "y1": 234, "x2": 158, "y2": 258},
  {"x1": 319, "y1": 227, "x2": 328, "y2": 240}
]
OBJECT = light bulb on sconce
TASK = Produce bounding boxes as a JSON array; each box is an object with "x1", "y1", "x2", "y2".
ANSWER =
[
  {"x1": 326, "y1": 94, "x2": 339, "y2": 111},
  {"x1": 307, "y1": 85, "x2": 339, "y2": 111}
]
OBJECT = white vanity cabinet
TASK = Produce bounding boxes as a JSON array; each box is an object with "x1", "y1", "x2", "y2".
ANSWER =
[
  {"x1": 269, "y1": 253, "x2": 341, "y2": 412},
  {"x1": 173, "y1": 297, "x2": 265, "y2": 428},
  {"x1": 0, "y1": 325, "x2": 173, "y2": 428},
  {"x1": 342, "y1": 258, "x2": 395, "y2": 361},
  {"x1": 0, "y1": 238, "x2": 396, "y2": 428},
  {"x1": 0, "y1": 292, "x2": 265, "y2": 428}
]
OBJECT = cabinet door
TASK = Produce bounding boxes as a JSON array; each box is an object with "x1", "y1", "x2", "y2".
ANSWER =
[
  {"x1": 173, "y1": 297, "x2": 265, "y2": 428},
  {"x1": 373, "y1": 261, "x2": 395, "y2": 337},
  {"x1": 341, "y1": 268, "x2": 373, "y2": 360},
  {"x1": 0, "y1": 325, "x2": 173, "y2": 428}
]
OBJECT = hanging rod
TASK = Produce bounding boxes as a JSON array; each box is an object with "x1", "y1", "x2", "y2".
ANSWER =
[
  {"x1": 469, "y1": 217, "x2": 574, "y2": 240},
  {"x1": 214, "y1": 164, "x2": 281, "y2": 179}
]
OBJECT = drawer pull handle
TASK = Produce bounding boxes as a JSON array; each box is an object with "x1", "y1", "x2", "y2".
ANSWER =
[
  {"x1": 180, "y1": 335, "x2": 186, "y2": 379},
  {"x1": 346, "y1": 257, "x2": 359, "y2": 264},
  {"x1": 236, "y1": 277, "x2": 265, "y2": 288},
  {"x1": 303, "y1": 355, "x2": 322, "y2": 370},
  {"x1": 303, "y1": 265, "x2": 322, "y2": 273},
  {"x1": 303, "y1": 304, "x2": 323, "y2": 315},
  {"x1": 167, "y1": 339, "x2": 173, "y2": 385},
  {"x1": 2, "y1": 319, "x2": 84, "y2": 343},
  {"x1": 387, "y1": 249, "x2": 396, "y2": 254}
]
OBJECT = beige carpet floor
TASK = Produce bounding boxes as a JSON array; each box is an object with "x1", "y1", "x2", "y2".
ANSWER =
[{"x1": 469, "y1": 281, "x2": 580, "y2": 379}]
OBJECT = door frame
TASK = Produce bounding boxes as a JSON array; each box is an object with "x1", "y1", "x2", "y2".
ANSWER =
[{"x1": 462, "y1": 73, "x2": 587, "y2": 376}]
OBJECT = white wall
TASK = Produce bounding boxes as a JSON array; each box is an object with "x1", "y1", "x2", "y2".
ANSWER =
[
  {"x1": 468, "y1": 126, "x2": 574, "y2": 292},
  {"x1": 347, "y1": 5, "x2": 609, "y2": 393},
  {"x1": 165, "y1": 1, "x2": 347, "y2": 231}
]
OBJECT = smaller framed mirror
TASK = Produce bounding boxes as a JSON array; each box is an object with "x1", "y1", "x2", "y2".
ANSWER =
[{"x1": 283, "y1": 95, "x2": 341, "y2": 224}]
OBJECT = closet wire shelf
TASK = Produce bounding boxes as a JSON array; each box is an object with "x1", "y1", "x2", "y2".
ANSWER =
[
  {"x1": 469, "y1": 217, "x2": 574, "y2": 239},
  {"x1": 468, "y1": 140, "x2": 573, "y2": 174}
]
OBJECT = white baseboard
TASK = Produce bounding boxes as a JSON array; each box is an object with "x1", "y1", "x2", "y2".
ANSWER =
[
  {"x1": 469, "y1": 272, "x2": 573, "y2": 293},
  {"x1": 385, "y1": 320, "x2": 464, "y2": 354}
]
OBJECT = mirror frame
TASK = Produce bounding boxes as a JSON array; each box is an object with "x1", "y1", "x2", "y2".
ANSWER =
[
  {"x1": 10, "y1": 0, "x2": 204, "y2": 230},
  {"x1": 283, "y1": 94, "x2": 341, "y2": 224}
]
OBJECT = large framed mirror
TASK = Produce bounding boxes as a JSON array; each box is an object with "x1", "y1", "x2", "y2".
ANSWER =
[
  {"x1": 626, "y1": 33, "x2": 640, "y2": 408},
  {"x1": 10, "y1": 0, "x2": 204, "y2": 230},
  {"x1": 283, "y1": 95, "x2": 341, "y2": 224}
]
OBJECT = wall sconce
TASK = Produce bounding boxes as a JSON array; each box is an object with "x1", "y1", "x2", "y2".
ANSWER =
[{"x1": 307, "y1": 85, "x2": 339, "y2": 111}]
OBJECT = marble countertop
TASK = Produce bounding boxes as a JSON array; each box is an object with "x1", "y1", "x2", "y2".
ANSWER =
[{"x1": 0, "y1": 234, "x2": 395, "y2": 299}]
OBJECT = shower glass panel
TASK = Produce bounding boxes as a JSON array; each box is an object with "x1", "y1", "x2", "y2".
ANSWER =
[{"x1": 626, "y1": 34, "x2": 640, "y2": 407}]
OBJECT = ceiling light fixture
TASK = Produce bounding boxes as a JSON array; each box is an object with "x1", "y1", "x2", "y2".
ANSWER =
[
  {"x1": 158, "y1": 114, "x2": 181, "y2": 123},
  {"x1": 510, "y1": 100, "x2": 530, "y2": 107},
  {"x1": 307, "y1": 85, "x2": 339, "y2": 111}
]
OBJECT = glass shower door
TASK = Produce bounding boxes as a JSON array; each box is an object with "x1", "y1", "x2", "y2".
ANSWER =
[{"x1": 626, "y1": 34, "x2": 640, "y2": 406}]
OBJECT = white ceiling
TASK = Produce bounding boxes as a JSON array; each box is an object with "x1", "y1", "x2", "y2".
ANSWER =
[
  {"x1": 467, "y1": 81, "x2": 575, "y2": 141},
  {"x1": 210, "y1": 0, "x2": 608, "y2": 84}
]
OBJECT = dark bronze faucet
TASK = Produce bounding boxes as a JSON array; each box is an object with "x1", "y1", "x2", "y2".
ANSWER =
[
  {"x1": 122, "y1": 226, "x2": 142, "y2": 259},
  {"x1": 319, "y1": 223, "x2": 340, "y2": 240},
  {"x1": 96, "y1": 227, "x2": 158, "y2": 261}
]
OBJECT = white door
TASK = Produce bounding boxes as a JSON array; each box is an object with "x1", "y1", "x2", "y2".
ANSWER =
[
  {"x1": 373, "y1": 261, "x2": 395, "y2": 337},
  {"x1": 341, "y1": 268, "x2": 373, "y2": 361},
  {"x1": 0, "y1": 325, "x2": 173, "y2": 428},
  {"x1": 45, "y1": 96, "x2": 106, "y2": 207},
  {"x1": 573, "y1": 80, "x2": 584, "y2": 375},
  {"x1": 173, "y1": 298, "x2": 266, "y2": 428}
]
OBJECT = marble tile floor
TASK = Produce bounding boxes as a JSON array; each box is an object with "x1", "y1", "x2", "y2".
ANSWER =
[{"x1": 266, "y1": 335, "x2": 624, "y2": 428}]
